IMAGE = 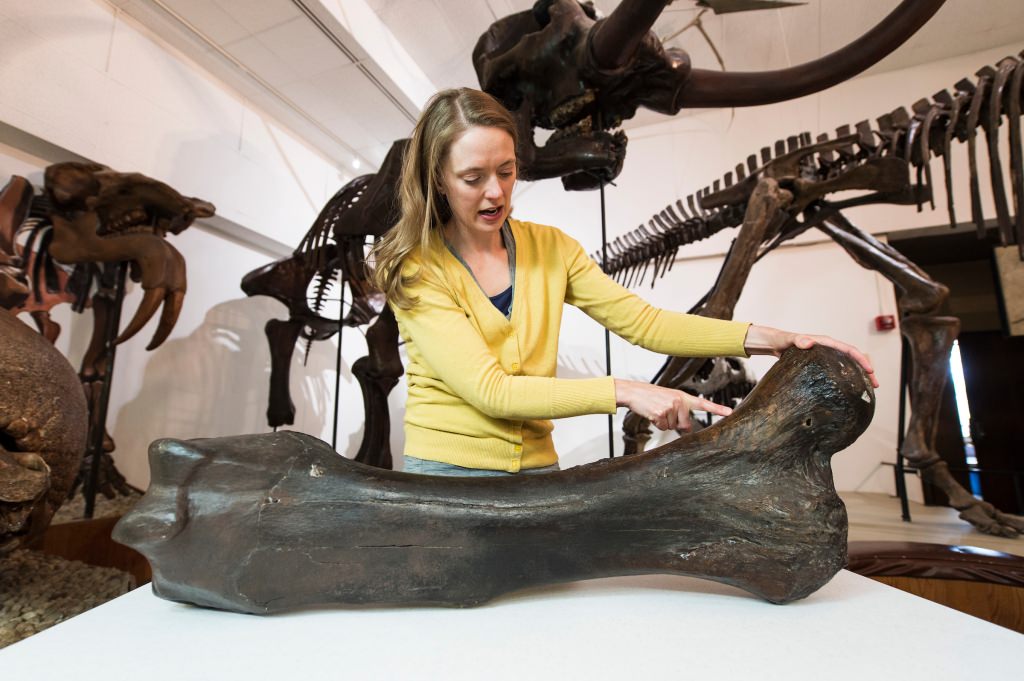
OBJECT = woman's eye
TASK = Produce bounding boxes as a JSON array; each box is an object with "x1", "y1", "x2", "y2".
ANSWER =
[
  {"x1": 499, "y1": 171, "x2": 513, "y2": 179},
  {"x1": 464, "y1": 177, "x2": 480, "y2": 184}
]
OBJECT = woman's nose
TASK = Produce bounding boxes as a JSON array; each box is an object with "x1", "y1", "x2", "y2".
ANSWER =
[{"x1": 483, "y1": 176, "x2": 502, "y2": 198}]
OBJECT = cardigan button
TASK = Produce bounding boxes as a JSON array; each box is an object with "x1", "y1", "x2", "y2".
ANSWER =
[{"x1": 511, "y1": 362, "x2": 520, "y2": 373}]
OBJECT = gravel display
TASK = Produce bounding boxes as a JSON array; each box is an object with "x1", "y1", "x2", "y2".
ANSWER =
[
  {"x1": 0, "y1": 549, "x2": 135, "y2": 649},
  {"x1": 0, "y1": 489, "x2": 145, "y2": 649},
  {"x1": 52, "y1": 489, "x2": 143, "y2": 523}
]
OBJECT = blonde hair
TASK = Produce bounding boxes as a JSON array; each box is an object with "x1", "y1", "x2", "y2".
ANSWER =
[{"x1": 369, "y1": 88, "x2": 518, "y2": 309}]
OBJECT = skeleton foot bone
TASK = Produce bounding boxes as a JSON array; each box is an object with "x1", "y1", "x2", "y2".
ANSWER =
[
  {"x1": 115, "y1": 345, "x2": 873, "y2": 614},
  {"x1": 956, "y1": 503, "x2": 1024, "y2": 538}
]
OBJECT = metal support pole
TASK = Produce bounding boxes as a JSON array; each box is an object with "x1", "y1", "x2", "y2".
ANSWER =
[
  {"x1": 599, "y1": 179, "x2": 614, "y2": 459},
  {"x1": 331, "y1": 274, "x2": 345, "y2": 452},
  {"x1": 894, "y1": 335, "x2": 912, "y2": 522}
]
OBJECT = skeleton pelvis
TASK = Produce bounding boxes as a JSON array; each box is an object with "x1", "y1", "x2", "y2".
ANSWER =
[{"x1": 114, "y1": 345, "x2": 873, "y2": 614}]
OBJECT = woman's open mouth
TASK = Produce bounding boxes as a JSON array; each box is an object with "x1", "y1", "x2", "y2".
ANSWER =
[{"x1": 478, "y1": 206, "x2": 503, "y2": 222}]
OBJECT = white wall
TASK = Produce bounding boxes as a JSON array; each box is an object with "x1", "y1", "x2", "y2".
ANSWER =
[
  {"x1": 2, "y1": 0, "x2": 1015, "y2": 500},
  {"x1": 0, "y1": 0, "x2": 348, "y2": 247},
  {"x1": 0, "y1": 0, "x2": 372, "y2": 489}
]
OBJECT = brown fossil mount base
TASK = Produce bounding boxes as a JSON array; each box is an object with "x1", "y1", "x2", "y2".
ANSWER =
[{"x1": 114, "y1": 346, "x2": 873, "y2": 614}]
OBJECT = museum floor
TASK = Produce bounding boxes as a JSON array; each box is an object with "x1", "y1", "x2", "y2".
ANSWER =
[
  {"x1": 843, "y1": 491, "x2": 1024, "y2": 554},
  {"x1": 2, "y1": 491, "x2": 1023, "y2": 650}
]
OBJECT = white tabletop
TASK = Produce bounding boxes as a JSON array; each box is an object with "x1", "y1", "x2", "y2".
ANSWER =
[{"x1": 2, "y1": 570, "x2": 1020, "y2": 679}]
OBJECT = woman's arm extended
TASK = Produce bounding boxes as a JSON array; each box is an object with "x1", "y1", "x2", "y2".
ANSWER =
[
  {"x1": 393, "y1": 265, "x2": 617, "y2": 421},
  {"x1": 613, "y1": 325, "x2": 878, "y2": 433},
  {"x1": 743, "y1": 324, "x2": 878, "y2": 388}
]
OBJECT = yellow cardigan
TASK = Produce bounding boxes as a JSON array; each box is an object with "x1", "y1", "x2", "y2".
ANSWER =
[{"x1": 391, "y1": 218, "x2": 751, "y2": 472}]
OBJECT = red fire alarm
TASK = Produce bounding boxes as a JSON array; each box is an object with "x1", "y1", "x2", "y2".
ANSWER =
[{"x1": 874, "y1": 314, "x2": 896, "y2": 331}]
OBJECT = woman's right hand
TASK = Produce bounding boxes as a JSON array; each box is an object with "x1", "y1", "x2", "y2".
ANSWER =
[{"x1": 614, "y1": 378, "x2": 733, "y2": 432}]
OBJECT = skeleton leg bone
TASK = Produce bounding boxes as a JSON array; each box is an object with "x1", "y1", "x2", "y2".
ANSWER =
[
  {"x1": 901, "y1": 316, "x2": 1024, "y2": 536},
  {"x1": 623, "y1": 178, "x2": 792, "y2": 454},
  {"x1": 114, "y1": 345, "x2": 872, "y2": 614},
  {"x1": 816, "y1": 212, "x2": 1024, "y2": 537},
  {"x1": 264, "y1": 319, "x2": 305, "y2": 428},
  {"x1": 351, "y1": 306, "x2": 401, "y2": 469},
  {"x1": 71, "y1": 265, "x2": 133, "y2": 500}
]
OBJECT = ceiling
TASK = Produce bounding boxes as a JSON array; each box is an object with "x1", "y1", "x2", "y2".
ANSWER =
[{"x1": 116, "y1": 0, "x2": 1024, "y2": 174}]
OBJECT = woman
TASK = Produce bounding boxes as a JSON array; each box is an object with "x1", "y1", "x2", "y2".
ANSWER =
[{"x1": 370, "y1": 88, "x2": 877, "y2": 477}]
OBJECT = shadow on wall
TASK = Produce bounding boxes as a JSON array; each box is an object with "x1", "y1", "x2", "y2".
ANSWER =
[
  {"x1": 556, "y1": 351, "x2": 608, "y2": 380},
  {"x1": 110, "y1": 296, "x2": 342, "y2": 487}
]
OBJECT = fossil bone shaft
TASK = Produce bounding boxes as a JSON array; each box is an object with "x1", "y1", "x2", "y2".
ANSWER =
[{"x1": 115, "y1": 346, "x2": 873, "y2": 614}]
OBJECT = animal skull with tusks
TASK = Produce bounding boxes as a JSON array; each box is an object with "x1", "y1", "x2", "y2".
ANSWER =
[
  {"x1": 474, "y1": 0, "x2": 947, "y2": 190},
  {"x1": 43, "y1": 162, "x2": 215, "y2": 350}
]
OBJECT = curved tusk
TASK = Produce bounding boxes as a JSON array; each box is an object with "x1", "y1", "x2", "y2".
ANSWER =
[
  {"x1": 589, "y1": 0, "x2": 673, "y2": 71},
  {"x1": 116, "y1": 286, "x2": 164, "y2": 345},
  {"x1": 676, "y1": 0, "x2": 947, "y2": 108},
  {"x1": 146, "y1": 289, "x2": 184, "y2": 351},
  {"x1": 190, "y1": 198, "x2": 216, "y2": 219}
]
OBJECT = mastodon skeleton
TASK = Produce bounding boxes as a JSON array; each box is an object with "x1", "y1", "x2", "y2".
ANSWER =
[
  {"x1": 594, "y1": 53, "x2": 1024, "y2": 537},
  {"x1": 115, "y1": 345, "x2": 874, "y2": 613},
  {"x1": 242, "y1": 0, "x2": 948, "y2": 469}
]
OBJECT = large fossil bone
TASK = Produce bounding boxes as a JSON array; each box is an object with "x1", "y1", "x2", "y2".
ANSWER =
[
  {"x1": 0, "y1": 311, "x2": 88, "y2": 552},
  {"x1": 114, "y1": 346, "x2": 873, "y2": 614}
]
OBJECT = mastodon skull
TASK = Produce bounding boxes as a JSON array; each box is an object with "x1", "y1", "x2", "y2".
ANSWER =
[
  {"x1": 474, "y1": 0, "x2": 946, "y2": 191},
  {"x1": 475, "y1": 0, "x2": 681, "y2": 190}
]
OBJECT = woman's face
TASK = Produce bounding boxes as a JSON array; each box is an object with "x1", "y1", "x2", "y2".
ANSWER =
[{"x1": 440, "y1": 125, "x2": 516, "y2": 239}]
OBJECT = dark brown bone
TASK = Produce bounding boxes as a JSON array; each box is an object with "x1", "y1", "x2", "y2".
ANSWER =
[
  {"x1": 263, "y1": 318, "x2": 305, "y2": 428},
  {"x1": 589, "y1": 0, "x2": 672, "y2": 71},
  {"x1": 0, "y1": 176, "x2": 32, "y2": 257},
  {"x1": 983, "y1": 58, "x2": 1018, "y2": 243},
  {"x1": 350, "y1": 306, "x2": 401, "y2": 469},
  {"x1": 42, "y1": 163, "x2": 214, "y2": 350},
  {"x1": 965, "y1": 68, "x2": 993, "y2": 237},
  {"x1": 0, "y1": 311, "x2": 87, "y2": 552},
  {"x1": 937, "y1": 88, "x2": 967, "y2": 228},
  {"x1": 476, "y1": 1, "x2": 945, "y2": 190},
  {"x1": 0, "y1": 177, "x2": 33, "y2": 310},
  {"x1": 609, "y1": 55, "x2": 1024, "y2": 295},
  {"x1": 1009, "y1": 61, "x2": 1024, "y2": 249},
  {"x1": 678, "y1": 0, "x2": 946, "y2": 107},
  {"x1": 114, "y1": 345, "x2": 873, "y2": 614},
  {"x1": 243, "y1": 140, "x2": 407, "y2": 433}
]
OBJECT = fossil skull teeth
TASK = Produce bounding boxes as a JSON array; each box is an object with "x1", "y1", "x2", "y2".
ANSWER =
[{"x1": 549, "y1": 90, "x2": 597, "y2": 128}]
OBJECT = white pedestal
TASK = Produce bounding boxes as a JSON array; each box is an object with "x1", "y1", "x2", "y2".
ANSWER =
[{"x1": 2, "y1": 570, "x2": 1020, "y2": 679}]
